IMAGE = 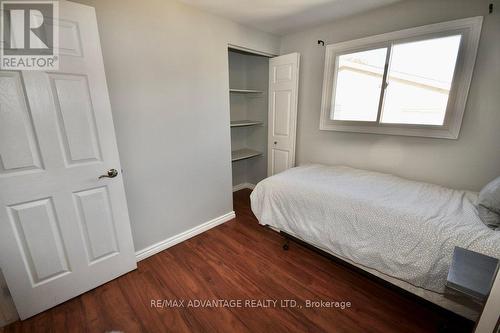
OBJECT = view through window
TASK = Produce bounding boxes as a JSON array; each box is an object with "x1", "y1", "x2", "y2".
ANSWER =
[{"x1": 331, "y1": 35, "x2": 462, "y2": 126}]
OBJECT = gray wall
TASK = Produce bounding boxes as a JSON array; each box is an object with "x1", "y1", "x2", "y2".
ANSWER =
[
  {"x1": 72, "y1": 0, "x2": 279, "y2": 252},
  {"x1": 280, "y1": 0, "x2": 500, "y2": 191}
]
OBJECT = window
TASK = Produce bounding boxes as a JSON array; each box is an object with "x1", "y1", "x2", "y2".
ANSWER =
[{"x1": 320, "y1": 17, "x2": 483, "y2": 139}]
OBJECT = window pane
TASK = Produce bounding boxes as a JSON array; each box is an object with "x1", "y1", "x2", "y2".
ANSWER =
[
  {"x1": 381, "y1": 35, "x2": 461, "y2": 125},
  {"x1": 331, "y1": 48, "x2": 387, "y2": 121}
]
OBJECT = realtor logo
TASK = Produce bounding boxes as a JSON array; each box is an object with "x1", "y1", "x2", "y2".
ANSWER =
[{"x1": 1, "y1": 0, "x2": 59, "y2": 70}]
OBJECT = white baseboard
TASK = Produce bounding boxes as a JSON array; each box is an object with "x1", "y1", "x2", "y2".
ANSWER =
[
  {"x1": 135, "y1": 211, "x2": 236, "y2": 262},
  {"x1": 232, "y1": 183, "x2": 255, "y2": 192}
]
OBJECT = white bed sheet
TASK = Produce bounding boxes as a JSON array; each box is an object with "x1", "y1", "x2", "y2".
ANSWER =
[{"x1": 250, "y1": 164, "x2": 500, "y2": 293}]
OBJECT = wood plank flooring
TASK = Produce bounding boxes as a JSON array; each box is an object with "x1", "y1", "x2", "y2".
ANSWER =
[{"x1": 3, "y1": 189, "x2": 474, "y2": 333}]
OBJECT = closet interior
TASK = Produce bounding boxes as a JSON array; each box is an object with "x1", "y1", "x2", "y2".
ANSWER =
[{"x1": 228, "y1": 48, "x2": 270, "y2": 189}]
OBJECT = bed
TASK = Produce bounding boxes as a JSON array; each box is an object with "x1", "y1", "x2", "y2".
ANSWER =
[{"x1": 250, "y1": 164, "x2": 500, "y2": 320}]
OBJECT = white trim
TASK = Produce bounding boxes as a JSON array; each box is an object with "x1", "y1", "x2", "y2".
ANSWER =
[
  {"x1": 232, "y1": 183, "x2": 256, "y2": 192},
  {"x1": 135, "y1": 211, "x2": 236, "y2": 262},
  {"x1": 474, "y1": 269, "x2": 500, "y2": 333},
  {"x1": 319, "y1": 16, "x2": 483, "y2": 139},
  {"x1": 227, "y1": 43, "x2": 276, "y2": 58}
]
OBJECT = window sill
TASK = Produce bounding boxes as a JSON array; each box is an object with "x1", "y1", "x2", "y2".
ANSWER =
[{"x1": 319, "y1": 121, "x2": 460, "y2": 139}]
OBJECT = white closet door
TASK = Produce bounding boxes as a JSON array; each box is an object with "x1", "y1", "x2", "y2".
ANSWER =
[
  {"x1": 268, "y1": 53, "x2": 300, "y2": 176},
  {"x1": 0, "y1": 1, "x2": 136, "y2": 320}
]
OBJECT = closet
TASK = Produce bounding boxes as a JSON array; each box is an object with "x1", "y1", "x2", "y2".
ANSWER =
[
  {"x1": 227, "y1": 47, "x2": 300, "y2": 191},
  {"x1": 229, "y1": 48, "x2": 268, "y2": 189}
]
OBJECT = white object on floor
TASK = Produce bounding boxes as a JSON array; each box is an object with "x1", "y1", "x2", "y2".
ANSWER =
[{"x1": 474, "y1": 268, "x2": 500, "y2": 333}]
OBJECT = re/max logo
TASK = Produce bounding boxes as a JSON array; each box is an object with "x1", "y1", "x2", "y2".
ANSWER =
[{"x1": 1, "y1": 0, "x2": 59, "y2": 70}]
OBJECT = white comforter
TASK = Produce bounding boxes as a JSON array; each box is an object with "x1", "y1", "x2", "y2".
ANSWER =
[{"x1": 251, "y1": 164, "x2": 500, "y2": 293}]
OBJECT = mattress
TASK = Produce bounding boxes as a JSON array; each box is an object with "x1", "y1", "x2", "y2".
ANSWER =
[{"x1": 250, "y1": 164, "x2": 500, "y2": 293}]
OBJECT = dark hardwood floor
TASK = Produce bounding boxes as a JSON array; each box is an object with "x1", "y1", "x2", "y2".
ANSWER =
[{"x1": 4, "y1": 189, "x2": 474, "y2": 333}]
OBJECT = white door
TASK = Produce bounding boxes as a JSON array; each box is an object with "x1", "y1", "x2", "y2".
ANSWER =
[
  {"x1": 268, "y1": 53, "x2": 300, "y2": 176},
  {"x1": 0, "y1": 1, "x2": 136, "y2": 320}
]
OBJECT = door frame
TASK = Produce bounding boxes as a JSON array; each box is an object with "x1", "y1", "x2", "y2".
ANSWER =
[
  {"x1": 225, "y1": 44, "x2": 300, "y2": 180},
  {"x1": 226, "y1": 43, "x2": 277, "y2": 195},
  {"x1": 227, "y1": 43, "x2": 277, "y2": 58}
]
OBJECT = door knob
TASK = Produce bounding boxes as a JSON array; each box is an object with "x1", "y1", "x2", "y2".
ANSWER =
[
  {"x1": 274, "y1": 141, "x2": 277, "y2": 145},
  {"x1": 98, "y1": 169, "x2": 118, "y2": 180}
]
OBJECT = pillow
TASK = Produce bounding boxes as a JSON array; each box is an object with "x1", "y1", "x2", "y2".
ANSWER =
[
  {"x1": 477, "y1": 205, "x2": 500, "y2": 230},
  {"x1": 477, "y1": 176, "x2": 500, "y2": 229},
  {"x1": 478, "y1": 176, "x2": 500, "y2": 213}
]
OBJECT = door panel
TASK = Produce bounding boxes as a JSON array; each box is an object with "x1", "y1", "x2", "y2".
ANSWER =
[
  {"x1": 0, "y1": 1, "x2": 136, "y2": 320},
  {"x1": 272, "y1": 90, "x2": 291, "y2": 136},
  {"x1": 274, "y1": 63, "x2": 293, "y2": 83},
  {"x1": 0, "y1": 72, "x2": 43, "y2": 173},
  {"x1": 271, "y1": 149, "x2": 290, "y2": 175},
  {"x1": 58, "y1": 19, "x2": 84, "y2": 57},
  {"x1": 8, "y1": 198, "x2": 70, "y2": 285},
  {"x1": 268, "y1": 53, "x2": 300, "y2": 176},
  {"x1": 73, "y1": 187, "x2": 119, "y2": 264},
  {"x1": 49, "y1": 73, "x2": 102, "y2": 164}
]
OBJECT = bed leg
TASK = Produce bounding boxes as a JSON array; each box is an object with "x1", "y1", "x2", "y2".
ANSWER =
[{"x1": 282, "y1": 238, "x2": 290, "y2": 251}]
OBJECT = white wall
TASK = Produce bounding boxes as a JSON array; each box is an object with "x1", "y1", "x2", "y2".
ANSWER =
[
  {"x1": 71, "y1": 0, "x2": 279, "y2": 251},
  {"x1": 280, "y1": 0, "x2": 500, "y2": 191}
]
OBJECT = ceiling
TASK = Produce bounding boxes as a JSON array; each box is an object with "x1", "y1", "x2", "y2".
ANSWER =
[{"x1": 179, "y1": 0, "x2": 401, "y2": 35}]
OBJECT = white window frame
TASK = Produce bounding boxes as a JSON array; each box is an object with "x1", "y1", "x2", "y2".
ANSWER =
[{"x1": 319, "y1": 17, "x2": 483, "y2": 139}]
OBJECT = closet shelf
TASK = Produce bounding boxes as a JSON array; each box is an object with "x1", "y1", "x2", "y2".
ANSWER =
[
  {"x1": 230, "y1": 88, "x2": 264, "y2": 94},
  {"x1": 231, "y1": 148, "x2": 262, "y2": 162},
  {"x1": 230, "y1": 120, "x2": 263, "y2": 128}
]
